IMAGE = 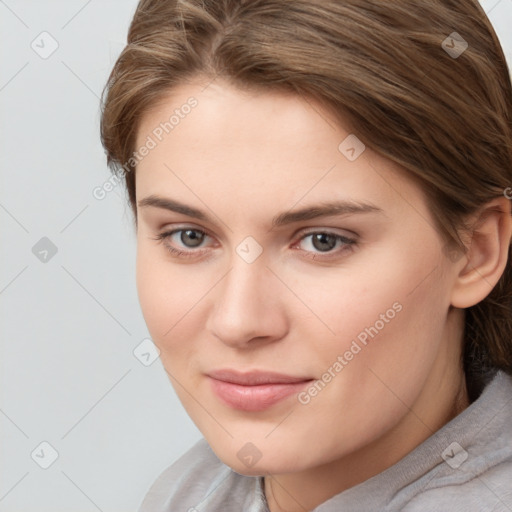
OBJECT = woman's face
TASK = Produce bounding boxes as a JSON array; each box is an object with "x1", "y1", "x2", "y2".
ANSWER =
[{"x1": 134, "y1": 78, "x2": 464, "y2": 477}]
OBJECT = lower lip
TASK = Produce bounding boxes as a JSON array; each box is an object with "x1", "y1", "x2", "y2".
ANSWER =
[{"x1": 209, "y1": 378, "x2": 311, "y2": 412}]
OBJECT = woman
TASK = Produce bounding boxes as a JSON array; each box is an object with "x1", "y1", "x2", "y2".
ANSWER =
[{"x1": 100, "y1": 1, "x2": 512, "y2": 510}]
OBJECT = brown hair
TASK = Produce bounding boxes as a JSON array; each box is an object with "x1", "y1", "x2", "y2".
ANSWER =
[{"x1": 100, "y1": 0, "x2": 512, "y2": 400}]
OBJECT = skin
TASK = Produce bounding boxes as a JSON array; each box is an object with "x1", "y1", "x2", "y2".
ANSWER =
[{"x1": 133, "y1": 78, "x2": 511, "y2": 512}]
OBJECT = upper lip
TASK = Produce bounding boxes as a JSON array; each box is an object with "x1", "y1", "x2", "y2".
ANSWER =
[{"x1": 208, "y1": 369, "x2": 313, "y2": 385}]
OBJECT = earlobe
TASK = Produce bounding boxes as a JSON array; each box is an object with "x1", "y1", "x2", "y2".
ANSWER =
[{"x1": 450, "y1": 196, "x2": 512, "y2": 309}]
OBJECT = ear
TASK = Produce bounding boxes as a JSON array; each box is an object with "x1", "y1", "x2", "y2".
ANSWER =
[{"x1": 450, "y1": 196, "x2": 512, "y2": 309}]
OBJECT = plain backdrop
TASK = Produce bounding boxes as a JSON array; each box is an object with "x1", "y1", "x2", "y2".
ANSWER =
[{"x1": 1, "y1": 1, "x2": 511, "y2": 511}]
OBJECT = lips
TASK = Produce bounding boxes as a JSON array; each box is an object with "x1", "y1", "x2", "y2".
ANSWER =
[{"x1": 207, "y1": 369, "x2": 313, "y2": 412}]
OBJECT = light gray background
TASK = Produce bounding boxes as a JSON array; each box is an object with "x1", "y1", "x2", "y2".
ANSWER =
[{"x1": 1, "y1": 1, "x2": 511, "y2": 511}]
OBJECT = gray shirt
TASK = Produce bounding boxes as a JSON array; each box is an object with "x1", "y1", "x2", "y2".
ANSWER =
[{"x1": 139, "y1": 371, "x2": 512, "y2": 511}]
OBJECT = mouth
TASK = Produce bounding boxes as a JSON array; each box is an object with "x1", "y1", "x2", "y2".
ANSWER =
[{"x1": 207, "y1": 369, "x2": 314, "y2": 412}]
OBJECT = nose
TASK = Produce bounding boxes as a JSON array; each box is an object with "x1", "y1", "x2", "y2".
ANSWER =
[{"x1": 206, "y1": 256, "x2": 289, "y2": 349}]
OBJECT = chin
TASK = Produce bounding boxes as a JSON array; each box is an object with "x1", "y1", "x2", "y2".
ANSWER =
[
  {"x1": 205, "y1": 435, "x2": 310, "y2": 477},
  {"x1": 221, "y1": 455, "x2": 292, "y2": 477}
]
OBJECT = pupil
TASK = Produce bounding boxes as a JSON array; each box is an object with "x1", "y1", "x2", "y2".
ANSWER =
[
  {"x1": 312, "y1": 233, "x2": 336, "y2": 252},
  {"x1": 182, "y1": 229, "x2": 204, "y2": 247}
]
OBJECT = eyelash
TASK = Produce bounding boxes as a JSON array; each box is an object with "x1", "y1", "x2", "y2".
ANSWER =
[{"x1": 152, "y1": 227, "x2": 357, "y2": 262}]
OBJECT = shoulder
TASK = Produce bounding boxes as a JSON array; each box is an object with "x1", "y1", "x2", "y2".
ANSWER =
[
  {"x1": 402, "y1": 371, "x2": 512, "y2": 512},
  {"x1": 138, "y1": 438, "x2": 267, "y2": 512},
  {"x1": 402, "y1": 460, "x2": 512, "y2": 512}
]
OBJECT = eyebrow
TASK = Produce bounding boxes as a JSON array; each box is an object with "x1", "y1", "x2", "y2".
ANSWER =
[{"x1": 137, "y1": 194, "x2": 384, "y2": 228}]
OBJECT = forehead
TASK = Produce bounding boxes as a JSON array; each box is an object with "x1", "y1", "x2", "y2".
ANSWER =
[
  {"x1": 137, "y1": 79, "x2": 339, "y2": 155},
  {"x1": 134, "y1": 79, "x2": 423, "y2": 222}
]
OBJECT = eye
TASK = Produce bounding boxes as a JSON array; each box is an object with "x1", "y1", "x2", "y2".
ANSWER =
[
  {"x1": 173, "y1": 229, "x2": 206, "y2": 248},
  {"x1": 152, "y1": 227, "x2": 212, "y2": 258},
  {"x1": 294, "y1": 231, "x2": 356, "y2": 259},
  {"x1": 152, "y1": 227, "x2": 356, "y2": 261}
]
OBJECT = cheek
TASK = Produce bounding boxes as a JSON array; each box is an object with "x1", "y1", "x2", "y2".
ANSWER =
[
  {"x1": 289, "y1": 271, "x2": 450, "y2": 458},
  {"x1": 331, "y1": 270, "x2": 449, "y2": 415},
  {"x1": 136, "y1": 244, "x2": 201, "y2": 348},
  {"x1": 136, "y1": 246, "x2": 170, "y2": 338},
  {"x1": 294, "y1": 243, "x2": 449, "y2": 390}
]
